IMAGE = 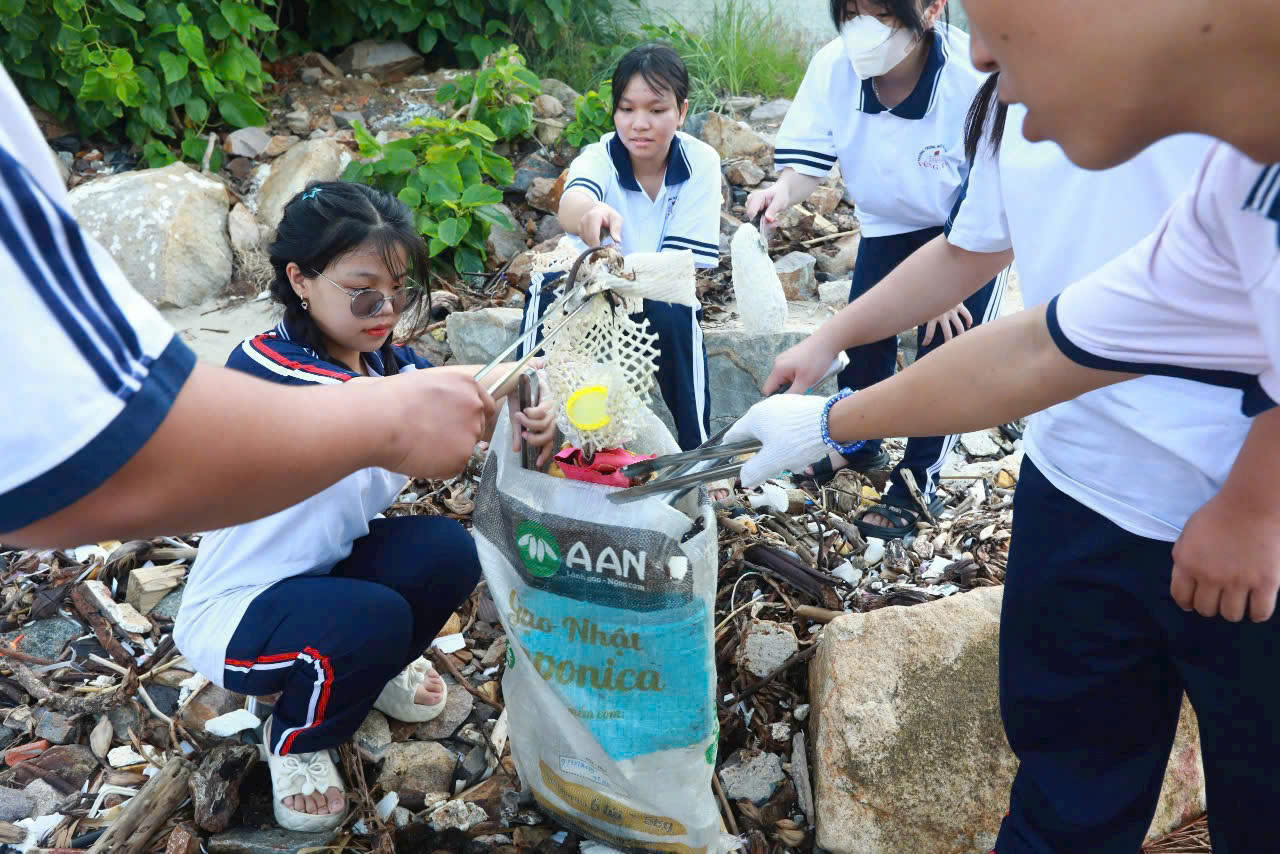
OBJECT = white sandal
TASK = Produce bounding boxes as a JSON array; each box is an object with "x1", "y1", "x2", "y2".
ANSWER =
[
  {"x1": 373, "y1": 656, "x2": 447, "y2": 723},
  {"x1": 260, "y1": 716, "x2": 346, "y2": 832}
]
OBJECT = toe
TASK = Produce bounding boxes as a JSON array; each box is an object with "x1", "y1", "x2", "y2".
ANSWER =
[
  {"x1": 307, "y1": 792, "x2": 324, "y2": 815},
  {"x1": 327, "y1": 787, "x2": 345, "y2": 814}
]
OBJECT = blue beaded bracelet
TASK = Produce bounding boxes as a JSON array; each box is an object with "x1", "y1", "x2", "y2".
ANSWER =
[{"x1": 821, "y1": 389, "x2": 866, "y2": 455}]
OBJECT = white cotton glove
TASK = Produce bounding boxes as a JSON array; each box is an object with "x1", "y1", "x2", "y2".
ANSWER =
[{"x1": 722, "y1": 395, "x2": 832, "y2": 489}]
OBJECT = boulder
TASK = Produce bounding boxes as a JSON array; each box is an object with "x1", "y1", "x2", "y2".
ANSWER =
[
  {"x1": 227, "y1": 203, "x2": 262, "y2": 253},
  {"x1": 375, "y1": 741, "x2": 457, "y2": 809},
  {"x1": 534, "y1": 118, "x2": 568, "y2": 147},
  {"x1": 736, "y1": 620, "x2": 798, "y2": 679},
  {"x1": 534, "y1": 214, "x2": 565, "y2": 244},
  {"x1": 700, "y1": 322, "x2": 839, "y2": 423},
  {"x1": 724, "y1": 160, "x2": 765, "y2": 187},
  {"x1": 262, "y1": 134, "x2": 299, "y2": 158},
  {"x1": 284, "y1": 109, "x2": 311, "y2": 136},
  {"x1": 774, "y1": 251, "x2": 818, "y2": 301},
  {"x1": 330, "y1": 110, "x2": 364, "y2": 129},
  {"x1": 415, "y1": 678, "x2": 474, "y2": 740},
  {"x1": 0, "y1": 786, "x2": 33, "y2": 822},
  {"x1": 255, "y1": 139, "x2": 349, "y2": 229},
  {"x1": 533, "y1": 94, "x2": 565, "y2": 119},
  {"x1": 749, "y1": 98, "x2": 793, "y2": 124},
  {"x1": 525, "y1": 173, "x2": 566, "y2": 213},
  {"x1": 0, "y1": 617, "x2": 81, "y2": 661},
  {"x1": 485, "y1": 203, "x2": 528, "y2": 269},
  {"x1": 718, "y1": 748, "x2": 785, "y2": 805},
  {"x1": 815, "y1": 233, "x2": 861, "y2": 277},
  {"x1": 354, "y1": 709, "x2": 392, "y2": 762},
  {"x1": 509, "y1": 152, "x2": 562, "y2": 193},
  {"x1": 808, "y1": 185, "x2": 844, "y2": 216},
  {"x1": 224, "y1": 127, "x2": 271, "y2": 159},
  {"x1": 539, "y1": 79, "x2": 581, "y2": 112},
  {"x1": 335, "y1": 40, "x2": 424, "y2": 78},
  {"x1": 446, "y1": 307, "x2": 523, "y2": 364},
  {"x1": 819, "y1": 279, "x2": 848, "y2": 310},
  {"x1": 68, "y1": 162, "x2": 232, "y2": 308},
  {"x1": 699, "y1": 112, "x2": 769, "y2": 162},
  {"x1": 809, "y1": 587, "x2": 1206, "y2": 854},
  {"x1": 959, "y1": 429, "x2": 1002, "y2": 459}
]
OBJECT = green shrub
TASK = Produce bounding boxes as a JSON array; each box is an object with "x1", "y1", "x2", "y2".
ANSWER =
[
  {"x1": 1, "y1": 0, "x2": 277, "y2": 154},
  {"x1": 435, "y1": 45, "x2": 540, "y2": 141},
  {"x1": 562, "y1": 83, "x2": 612, "y2": 148},
  {"x1": 343, "y1": 117, "x2": 515, "y2": 277}
]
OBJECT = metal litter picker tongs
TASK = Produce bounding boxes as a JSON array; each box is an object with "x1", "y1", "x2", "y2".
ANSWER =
[{"x1": 607, "y1": 352, "x2": 850, "y2": 504}]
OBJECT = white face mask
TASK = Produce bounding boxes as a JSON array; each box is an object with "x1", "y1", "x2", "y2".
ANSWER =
[{"x1": 841, "y1": 15, "x2": 917, "y2": 79}]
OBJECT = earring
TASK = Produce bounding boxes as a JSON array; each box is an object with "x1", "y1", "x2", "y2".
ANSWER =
[{"x1": 301, "y1": 299, "x2": 309, "y2": 311}]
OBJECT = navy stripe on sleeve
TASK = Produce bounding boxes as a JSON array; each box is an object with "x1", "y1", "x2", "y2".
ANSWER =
[
  {"x1": 775, "y1": 148, "x2": 837, "y2": 165},
  {"x1": 661, "y1": 236, "x2": 718, "y2": 262},
  {"x1": 564, "y1": 177, "x2": 604, "y2": 201},
  {"x1": 943, "y1": 171, "x2": 970, "y2": 237},
  {"x1": 0, "y1": 335, "x2": 196, "y2": 531},
  {"x1": 1045, "y1": 294, "x2": 1277, "y2": 417},
  {"x1": 0, "y1": 147, "x2": 145, "y2": 395}
]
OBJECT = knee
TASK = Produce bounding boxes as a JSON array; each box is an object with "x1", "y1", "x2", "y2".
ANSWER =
[
  {"x1": 355, "y1": 588, "x2": 415, "y2": 661},
  {"x1": 437, "y1": 520, "x2": 482, "y2": 601}
]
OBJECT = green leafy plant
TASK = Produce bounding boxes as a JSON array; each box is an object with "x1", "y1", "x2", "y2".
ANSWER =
[
  {"x1": 562, "y1": 83, "x2": 612, "y2": 148},
  {"x1": 344, "y1": 117, "x2": 516, "y2": 277},
  {"x1": 1, "y1": 0, "x2": 278, "y2": 152},
  {"x1": 435, "y1": 45, "x2": 541, "y2": 142}
]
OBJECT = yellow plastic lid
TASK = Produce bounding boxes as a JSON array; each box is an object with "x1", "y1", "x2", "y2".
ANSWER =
[{"x1": 566, "y1": 385, "x2": 611, "y2": 431}]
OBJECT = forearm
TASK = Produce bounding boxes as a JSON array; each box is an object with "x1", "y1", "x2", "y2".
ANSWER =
[
  {"x1": 1214, "y1": 407, "x2": 1280, "y2": 514},
  {"x1": 4, "y1": 362, "x2": 395, "y2": 547},
  {"x1": 772, "y1": 169, "x2": 823, "y2": 212},
  {"x1": 557, "y1": 190, "x2": 597, "y2": 237},
  {"x1": 814, "y1": 235, "x2": 1013, "y2": 353},
  {"x1": 827, "y1": 305, "x2": 1136, "y2": 441}
]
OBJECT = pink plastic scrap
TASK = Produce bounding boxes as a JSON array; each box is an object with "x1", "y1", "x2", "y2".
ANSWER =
[{"x1": 554, "y1": 447, "x2": 656, "y2": 487}]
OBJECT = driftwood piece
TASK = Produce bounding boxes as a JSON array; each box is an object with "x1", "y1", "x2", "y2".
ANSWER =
[
  {"x1": 126, "y1": 564, "x2": 185, "y2": 616},
  {"x1": 88, "y1": 755, "x2": 194, "y2": 854},
  {"x1": 69, "y1": 583, "x2": 134, "y2": 669},
  {"x1": 191, "y1": 744, "x2": 257, "y2": 833},
  {"x1": 8, "y1": 658, "x2": 133, "y2": 714}
]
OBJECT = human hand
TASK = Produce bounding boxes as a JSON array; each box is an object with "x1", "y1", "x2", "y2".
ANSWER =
[
  {"x1": 509, "y1": 371, "x2": 557, "y2": 468},
  {"x1": 373, "y1": 370, "x2": 496, "y2": 478},
  {"x1": 920, "y1": 302, "x2": 974, "y2": 346},
  {"x1": 744, "y1": 184, "x2": 790, "y2": 238},
  {"x1": 579, "y1": 202, "x2": 624, "y2": 247},
  {"x1": 762, "y1": 334, "x2": 842, "y2": 396},
  {"x1": 1170, "y1": 488, "x2": 1280, "y2": 622},
  {"x1": 722, "y1": 394, "x2": 832, "y2": 488}
]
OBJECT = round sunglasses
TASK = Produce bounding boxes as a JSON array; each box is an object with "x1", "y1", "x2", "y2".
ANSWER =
[{"x1": 312, "y1": 270, "x2": 423, "y2": 318}]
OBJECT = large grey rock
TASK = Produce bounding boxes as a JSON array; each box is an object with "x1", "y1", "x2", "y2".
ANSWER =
[
  {"x1": 208, "y1": 826, "x2": 337, "y2": 853},
  {"x1": 355, "y1": 709, "x2": 392, "y2": 762},
  {"x1": 819, "y1": 279, "x2": 847, "y2": 310},
  {"x1": 749, "y1": 98, "x2": 793, "y2": 124},
  {"x1": 446, "y1": 307, "x2": 523, "y2": 365},
  {"x1": 701, "y1": 322, "x2": 839, "y2": 424},
  {"x1": 815, "y1": 233, "x2": 861, "y2": 277},
  {"x1": 539, "y1": 79, "x2": 581, "y2": 112},
  {"x1": 227, "y1": 203, "x2": 262, "y2": 253},
  {"x1": 415, "y1": 677, "x2": 473, "y2": 740},
  {"x1": 335, "y1": 40, "x2": 423, "y2": 78},
  {"x1": 509, "y1": 152, "x2": 562, "y2": 193},
  {"x1": 959, "y1": 429, "x2": 1002, "y2": 459},
  {"x1": 151, "y1": 585, "x2": 184, "y2": 620},
  {"x1": 484, "y1": 203, "x2": 528, "y2": 270},
  {"x1": 718, "y1": 748, "x2": 785, "y2": 805},
  {"x1": 375, "y1": 741, "x2": 457, "y2": 809},
  {"x1": 0, "y1": 617, "x2": 81, "y2": 661},
  {"x1": 68, "y1": 162, "x2": 232, "y2": 308},
  {"x1": 736, "y1": 619, "x2": 798, "y2": 679},
  {"x1": 810, "y1": 587, "x2": 1205, "y2": 854},
  {"x1": 23, "y1": 778, "x2": 62, "y2": 818},
  {"x1": 225, "y1": 127, "x2": 271, "y2": 159},
  {"x1": 698, "y1": 112, "x2": 769, "y2": 162},
  {"x1": 255, "y1": 139, "x2": 349, "y2": 229}
]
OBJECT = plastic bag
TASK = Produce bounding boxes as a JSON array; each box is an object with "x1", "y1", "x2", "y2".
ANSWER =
[{"x1": 473, "y1": 410, "x2": 727, "y2": 853}]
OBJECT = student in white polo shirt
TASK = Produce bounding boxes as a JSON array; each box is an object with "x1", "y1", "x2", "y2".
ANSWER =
[
  {"x1": 518, "y1": 43, "x2": 721, "y2": 451},
  {"x1": 751, "y1": 75, "x2": 1259, "y2": 850},
  {"x1": 745, "y1": 0, "x2": 1006, "y2": 540},
  {"x1": 0, "y1": 64, "x2": 494, "y2": 549}
]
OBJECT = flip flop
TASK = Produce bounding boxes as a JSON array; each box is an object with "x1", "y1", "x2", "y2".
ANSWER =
[
  {"x1": 260, "y1": 716, "x2": 346, "y2": 833},
  {"x1": 373, "y1": 656, "x2": 448, "y2": 723},
  {"x1": 801, "y1": 447, "x2": 892, "y2": 487},
  {"x1": 854, "y1": 491, "x2": 946, "y2": 540}
]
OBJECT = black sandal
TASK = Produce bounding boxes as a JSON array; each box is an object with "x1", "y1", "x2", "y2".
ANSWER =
[
  {"x1": 854, "y1": 491, "x2": 946, "y2": 540},
  {"x1": 801, "y1": 447, "x2": 892, "y2": 487}
]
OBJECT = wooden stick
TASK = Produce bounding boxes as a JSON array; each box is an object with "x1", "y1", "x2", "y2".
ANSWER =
[
  {"x1": 0, "y1": 645, "x2": 56, "y2": 667},
  {"x1": 70, "y1": 583, "x2": 134, "y2": 669},
  {"x1": 799, "y1": 228, "x2": 858, "y2": 248},
  {"x1": 711, "y1": 771, "x2": 739, "y2": 837},
  {"x1": 14, "y1": 759, "x2": 76, "y2": 794},
  {"x1": 7, "y1": 658, "x2": 132, "y2": 714},
  {"x1": 793, "y1": 605, "x2": 844, "y2": 624},
  {"x1": 898, "y1": 469, "x2": 936, "y2": 525},
  {"x1": 87, "y1": 756, "x2": 193, "y2": 854}
]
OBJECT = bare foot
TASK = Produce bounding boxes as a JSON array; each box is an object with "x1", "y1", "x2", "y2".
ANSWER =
[
  {"x1": 283, "y1": 786, "x2": 344, "y2": 816},
  {"x1": 861, "y1": 510, "x2": 894, "y2": 528},
  {"x1": 414, "y1": 666, "x2": 446, "y2": 707}
]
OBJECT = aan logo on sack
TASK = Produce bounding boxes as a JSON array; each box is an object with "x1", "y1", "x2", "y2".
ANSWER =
[{"x1": 514, "y1": 519, "x2": 652, "y2": 582}]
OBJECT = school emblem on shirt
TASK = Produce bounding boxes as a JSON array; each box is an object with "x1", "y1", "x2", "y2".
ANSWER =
[{"x1": 917, "y1": 144, "x2": 948, "y2": 171}]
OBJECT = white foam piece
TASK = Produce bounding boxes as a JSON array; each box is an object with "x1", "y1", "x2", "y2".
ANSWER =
[
  {"x1": 204, "y1": 708, "x2": 262, "y2": 737},
  {"x1": 431, "y1": 633, "x2": 466, "y2": 654}
]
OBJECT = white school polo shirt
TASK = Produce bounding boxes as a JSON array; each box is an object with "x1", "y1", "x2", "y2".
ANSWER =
[
  {"x1": 1049, "y1": 142, "x2": 1280, "y2": 416},
  {"x1": 561, "y1": 130, "x2": 722, "y2": 268},
  {"x1": 947, "y1": 106, "x2": 1251, "y2": 542},
  {"x1": 173, "y1": 320, "x2": 427, "y2": 685},
  {"x1": 774, "y1": 23, "x2": 986, "y2": 238},
  {"x1": 0, "y1": 65, "x2": 196, "y2": 534}
]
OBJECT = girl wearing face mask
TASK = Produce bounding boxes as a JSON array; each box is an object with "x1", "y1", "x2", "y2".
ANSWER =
[
  {"x1": 746, "y1": 0, "x2": 1005, "y2": 540},
  {"x1": 518, "y1": 43, "x2": 723, "y2": 452},
  {"x1": 174, "y1": 181, "x2": 556, "y2": 833}
]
